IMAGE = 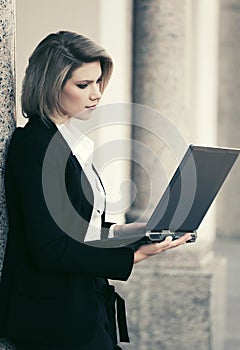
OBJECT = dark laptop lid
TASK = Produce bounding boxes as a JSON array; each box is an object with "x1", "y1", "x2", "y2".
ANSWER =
[{"x1": 146, "y1": 145, "x2": 240, "y2": 233}]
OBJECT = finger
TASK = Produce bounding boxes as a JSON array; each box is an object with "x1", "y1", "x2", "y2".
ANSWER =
[
  {"x1": 181, "y1": 233, "x2": 192, "y2": 242},
  {"x1": 169, "y1": 233, "x2": 192, "y2": 248},
  {"x1": 155, "y1": 236, "x2": 173, "y2": 250}
]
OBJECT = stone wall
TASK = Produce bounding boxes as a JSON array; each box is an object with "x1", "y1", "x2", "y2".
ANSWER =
[
  {"x1": 0, "y1": 0, "x2": 16, "y2": 349},
  {"x1": 217, "y1": 0, "x2": 240, "y2": 238}
]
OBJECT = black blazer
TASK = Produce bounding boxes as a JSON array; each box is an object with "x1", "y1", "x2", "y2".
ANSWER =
[{"x1": 0, "y1": 118, "x2": 134, "y2": 346}]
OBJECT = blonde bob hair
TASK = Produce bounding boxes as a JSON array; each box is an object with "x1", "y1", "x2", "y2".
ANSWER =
[{"x1": 21, "y1": 31, "x2": 113, "y2": 124}]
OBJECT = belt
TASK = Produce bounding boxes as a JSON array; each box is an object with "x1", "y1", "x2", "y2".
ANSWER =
[
  {"x1": 107, "y1": 285, "x2": 130, "y2": 343},
  {"x1": 94, "y1": 279, "x2": 130, "y2": 344}
]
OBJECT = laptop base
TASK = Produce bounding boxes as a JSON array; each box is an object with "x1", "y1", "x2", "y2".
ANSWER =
[
  {"x1": 86, "y1": 231, "x2": 197, "y2": 250},
  {"x1": 146, "y1": 230, "x2": 197, "y2": 243}
]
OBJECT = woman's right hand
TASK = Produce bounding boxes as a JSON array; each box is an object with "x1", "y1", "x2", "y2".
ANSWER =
[{"x1": 133, "y1": 233, "x2": 192, "y2": 264}]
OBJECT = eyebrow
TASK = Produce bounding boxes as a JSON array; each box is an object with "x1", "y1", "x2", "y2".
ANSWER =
[
  {"x1": 76, "y1": 80, "x2": 94, "y2": 84},
  {"x1": 75, "y1": 75, "x2": 102, "y2": 84}
]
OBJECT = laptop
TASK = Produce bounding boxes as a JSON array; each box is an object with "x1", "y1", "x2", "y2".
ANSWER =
[{"x1": 87, "y1": 145, "x2": 240, "y2": 249}]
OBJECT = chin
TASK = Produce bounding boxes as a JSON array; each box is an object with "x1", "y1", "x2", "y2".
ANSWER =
[{"x1": 73, "y1": 109, "x2": 93, "y2": 120}]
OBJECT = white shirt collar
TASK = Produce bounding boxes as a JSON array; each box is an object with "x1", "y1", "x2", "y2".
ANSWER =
[
  {"x1": 56, "y1": 118, "x2": 94, "y2": 166},
  {"x1": 56, "y1": 118, "x2": 105, "y2": 242}
]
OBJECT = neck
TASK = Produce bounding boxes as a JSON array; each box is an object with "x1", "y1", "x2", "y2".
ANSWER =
[{"x1": 50, "y1": 115, "x2": 70, "y2": 125}]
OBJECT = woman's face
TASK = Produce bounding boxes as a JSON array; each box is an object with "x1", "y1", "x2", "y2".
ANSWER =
[{"x1": 59, "y1": 61, "x2": 102, "y2": 121}]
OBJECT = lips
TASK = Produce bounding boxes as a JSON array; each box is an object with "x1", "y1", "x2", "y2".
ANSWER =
[{"x1": 85, "y1": 105, "x2": 97, "y2": 110}]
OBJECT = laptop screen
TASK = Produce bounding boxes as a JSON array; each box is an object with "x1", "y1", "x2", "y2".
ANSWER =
[{"x1": 146, "y1": 145, "x2": 239, "y2": 232}]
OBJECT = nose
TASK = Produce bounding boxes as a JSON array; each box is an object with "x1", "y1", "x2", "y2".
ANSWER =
[{"x1": 89, "y1": 83, "x2": 102, "y2": 101}]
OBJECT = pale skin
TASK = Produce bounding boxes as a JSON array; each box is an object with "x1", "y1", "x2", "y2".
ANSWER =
[
  {"x1": 52, "y1": 61, "x2": 192, "y2": 264},
  {"x1": 113, "y1": 223, "x2": 191, "y2": 263}
]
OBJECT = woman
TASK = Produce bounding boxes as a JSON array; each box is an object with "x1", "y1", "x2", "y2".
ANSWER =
[{"x1": 0, "y1": 31, "x2": 190, "y2": 350}]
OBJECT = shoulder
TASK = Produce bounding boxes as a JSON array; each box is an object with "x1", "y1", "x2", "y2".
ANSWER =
[
  {"x1": 7, "y1": 119, "x2": 71, "y2": 163},
  {"x1": 10, "y1": 119, "x2": 57, "y2": 151}
]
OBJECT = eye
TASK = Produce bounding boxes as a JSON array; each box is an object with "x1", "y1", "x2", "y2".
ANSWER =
[
  {"x1": 77, "y1": 83, "x2": 88, "y2": 89},
  {"x1": 97, "y1": 78, "x2": 102, "y2": 84}
]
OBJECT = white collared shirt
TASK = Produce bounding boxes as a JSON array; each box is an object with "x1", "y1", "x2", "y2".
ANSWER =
[{"x1": 56, "y1": 118, "x2": 114, "y2": 241}]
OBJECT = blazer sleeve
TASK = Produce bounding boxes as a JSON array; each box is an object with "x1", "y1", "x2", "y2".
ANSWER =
[{"x1": 7, "y1": 133, "x2": 134, "y2": 281}]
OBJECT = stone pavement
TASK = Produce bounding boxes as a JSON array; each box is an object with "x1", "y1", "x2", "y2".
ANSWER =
[{"x1": 214, "y1": 237, "x2": 240, "y2": 350}]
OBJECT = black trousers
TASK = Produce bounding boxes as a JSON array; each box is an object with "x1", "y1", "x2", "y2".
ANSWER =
[
  {"x1": 13, "y1": 344, "x2": 122, "y2": 350},
  {"x1": 12, "y1": 280, "x2": 125, "y2": 350},
  {"x1": 12, "y1": 304, "x2": 115, "y2": 350},
  {"x1": 13, "y1": 341, "x2": 122, "y2": 350}
]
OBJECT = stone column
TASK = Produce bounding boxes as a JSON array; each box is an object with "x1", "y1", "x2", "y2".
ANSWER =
[
  {"x1": 114, "y1": 1, "x2": 226, "y2": 349},
  {"x1": 217, "y1": 0, "x2": 240, "y2": 239},
  {"x1": 0, "y1": 0, "x2": 16, "y2": 349}
]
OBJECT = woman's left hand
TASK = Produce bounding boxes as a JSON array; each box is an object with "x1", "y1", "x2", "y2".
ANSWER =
[{"x1": 133, "y1": 233, "x2": 192, "y2": 263}]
